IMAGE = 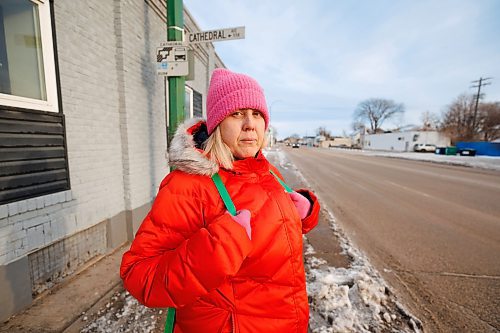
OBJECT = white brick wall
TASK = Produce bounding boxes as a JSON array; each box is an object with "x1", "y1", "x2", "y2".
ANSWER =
[
  {"x1": 0, "y1": 0, "x2": 168, "y2": 266},
  {"x1": 55, "y1": 0, "x2": 127, "y2": 234},
  {"x1": 0, "y1": 0, "x2": 222, "y2": 268},
  {"x1": 118, "y1": 0, "x2": 169, "y2": 209},
  {"x1": 0, "y1": 191, "x2": 75, "y2": 265}
]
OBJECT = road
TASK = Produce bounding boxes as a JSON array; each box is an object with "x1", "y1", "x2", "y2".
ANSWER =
[{"x1": 284, "y1": 147, "x2": 500, "y2": 333}]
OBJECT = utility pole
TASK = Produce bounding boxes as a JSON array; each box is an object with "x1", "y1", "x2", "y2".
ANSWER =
[
  {"x1": 167, "y1": 0, "x2": 185, "y2": 144},
  {"x1": 470, "y1": 77, "x2": 492, "y2": 133}
]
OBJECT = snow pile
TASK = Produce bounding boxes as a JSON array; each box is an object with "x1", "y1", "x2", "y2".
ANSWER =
[
  {"x1": 304, "y1": 212, "x2": 422, "y2": 333},
  {"x1": 80, "y1": 291, "x2": 162, "y2": 333},
  {"x1": 305, "y1": 237, "x2": 421, "y2": 332}
]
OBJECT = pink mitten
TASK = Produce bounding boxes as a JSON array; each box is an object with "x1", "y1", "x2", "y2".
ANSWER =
[
  {"x1": 289, "y1": 192, "x2": 311, "y2": 219},
  {"x1": 228, "y1": 209, "x2": 252, "y2": 240}
]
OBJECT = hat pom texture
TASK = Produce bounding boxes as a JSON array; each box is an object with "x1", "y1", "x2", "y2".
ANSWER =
[{"x1": 206, "y1": 68, "x2": 269, "y2": 134}]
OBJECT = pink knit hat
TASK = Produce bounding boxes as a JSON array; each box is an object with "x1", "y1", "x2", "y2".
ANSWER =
[{"x1": 206, "y1": 68, "x2": 269, "y2": 134}]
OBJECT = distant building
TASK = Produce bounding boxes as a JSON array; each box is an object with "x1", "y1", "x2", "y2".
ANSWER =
[
  {"x1": 302, "y1": 136, "x2": 316, "y2": 147},
  {"x1": 0, "y1": 0, "x2": 224, "y2": 321},
  {"x1": 364, "y1": 131, "x2": 451, "y2": 152},
  {"x1": 327, "y1": 137, "x2": 352, "y2": 148}
]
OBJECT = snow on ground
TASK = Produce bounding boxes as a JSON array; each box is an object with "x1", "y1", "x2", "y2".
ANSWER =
[
  {"x1": 333, "y1": 147, "x2": 500, "y2": 171},
  {"x1": 304, "y1": 215, "x2": 422, "y2": 333},
  {"x1": 267, "y1": 148, "x2": 423, "y2": 332},
  {"x1": 80, "y1": 290, "x2": 163, "y2": 333}
]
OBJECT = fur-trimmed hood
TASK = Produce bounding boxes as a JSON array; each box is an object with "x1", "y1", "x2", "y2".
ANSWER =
[{"x1": 167, "y1": 118, "x2": 219, "y2": 176}]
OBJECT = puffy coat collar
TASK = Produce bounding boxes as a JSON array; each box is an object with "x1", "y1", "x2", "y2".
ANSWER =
[
  {"x1": 230, "y1": 151, "x2": 270, "y2": 176},
  {"x1": 168, "y1": 118, "x2": 269, "y2": 177}
]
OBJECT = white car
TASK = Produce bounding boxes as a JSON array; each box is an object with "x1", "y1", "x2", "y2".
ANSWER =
[{"x1": 414, "y1": 143, "x2": 436, "y2": 152}]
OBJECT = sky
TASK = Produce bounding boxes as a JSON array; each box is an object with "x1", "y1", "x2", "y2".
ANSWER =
[{"x1": 183, "y1": 0, "x2": 500, "y2": 139}]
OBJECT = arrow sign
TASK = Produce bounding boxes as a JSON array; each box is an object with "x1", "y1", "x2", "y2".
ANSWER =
[{"x1": 188, "y1": 26, "x2": 245, "y2": 44}]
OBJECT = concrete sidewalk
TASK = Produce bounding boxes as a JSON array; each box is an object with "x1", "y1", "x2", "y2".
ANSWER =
[{"x1": 0, "y1": 245, "x2": 128, "y2": 333}]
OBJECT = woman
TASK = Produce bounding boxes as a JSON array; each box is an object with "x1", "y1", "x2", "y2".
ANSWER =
[{"x1": 120, "y1": 68, "x2": 320, "y2": 332}]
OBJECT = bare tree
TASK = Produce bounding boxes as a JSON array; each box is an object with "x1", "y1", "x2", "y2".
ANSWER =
[
  {"x1": 353, "y1": 98, "x2": 405, "y2": 133},
  {"x1": 478, "y1": 102, "x2": 500, "y2": 141},
  {"x1": 288, "y1": 133, "x2": 300, "y2": 143},
  {"x1": 316, "y1": 126, "x2": 332, "y2": 139},
  {"x1": 420, "y1": 111, "x2": 440, "y2": 131},
  {"x1": 441, "y1": 94, "x2": 500, "y2": 142},
  {"x1": 440, "y1": 93, "x2": 477, "y2": 141},
  {"x1": 351, "y1": 121, "x2": 365, "y2": 133}
]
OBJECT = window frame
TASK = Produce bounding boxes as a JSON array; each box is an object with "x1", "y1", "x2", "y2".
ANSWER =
[
  {"x1": 184, "y1": 86, "x2": 193, "y2": 119},
  {"x1": 0, "y1": 0, "x2": 59, "y2": 113}
]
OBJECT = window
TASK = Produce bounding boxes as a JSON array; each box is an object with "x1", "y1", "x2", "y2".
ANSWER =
[
  {"x1": 0, "y1": 1, "x2": 68, "y2": 205},
  {"x1": 0, "y1": 0, "x2": 58, "y2": 112},
  {"x1": 184, "y1": 86, "x2": 193, "y2": 119},
  {"x1": 193, "y1": 89, "x2": 202, "y2": 118},
  {"x1": 184, "y1": 87, "x2": 203, "y2": 120}
]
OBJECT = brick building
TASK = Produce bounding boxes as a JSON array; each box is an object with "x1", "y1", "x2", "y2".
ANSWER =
[{"x1": 0, "y1": 0, "x2": 224, "y2": 320}]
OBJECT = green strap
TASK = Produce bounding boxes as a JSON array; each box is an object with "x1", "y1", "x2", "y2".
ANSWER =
[
  {"x1": 212, "y1": 173, "x2": 237, "y2": 216},
  {"x1": 269, "y1": 170, "x2": 293, "y2": 193},
  {"x1": 211, "y1": 171, "x2": 292, "y2": 214},
  {"x1": 164, "y1": 307, "x2": 175, "y2": 333}
]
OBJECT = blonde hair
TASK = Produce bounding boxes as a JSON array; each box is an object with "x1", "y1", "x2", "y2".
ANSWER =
[
  {"x1": 203, "y1": 126, "x2": 269, "y2": 170},
  {"x1": 203, "y1": 126, "x2": 235, "y2": 169}
]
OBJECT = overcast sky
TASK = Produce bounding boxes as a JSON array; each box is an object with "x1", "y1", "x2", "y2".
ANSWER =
[{"x1": 183, "y1": 0, "x2": 500, "y2": 139}]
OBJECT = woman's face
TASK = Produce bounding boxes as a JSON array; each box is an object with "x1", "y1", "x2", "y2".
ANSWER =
[{"x1": 219, "y1": 108, "x2": 266, "y2": 159}]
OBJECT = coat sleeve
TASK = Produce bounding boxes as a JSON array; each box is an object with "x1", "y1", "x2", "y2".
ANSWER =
[
  {"x1": 120, "y1": 182, "x2": 252, "y2": 308},
  {"x1": 296, "y1": 189, "x2": 320, "y2": 234},
  {"x1": 268, "y1": 165, "x2": 320, "y2": 234}
]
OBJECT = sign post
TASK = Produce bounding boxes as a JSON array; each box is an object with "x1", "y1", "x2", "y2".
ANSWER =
[
  {"x1": 159, "y1": 13, "x2": 245, "y2": 147},
  {"x1": 166, "y1": 0, "x2": 185, "y2": 146}
]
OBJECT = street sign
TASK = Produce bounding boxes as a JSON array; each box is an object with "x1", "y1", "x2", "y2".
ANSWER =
[
  {"x1": 159, "y1": 41, "x2": 185, "y2": 48},
  {"x1": 156, "y1": 43, "x2": 188, "y2": 76},
  {"x1": 188, "y1": 26, "x2": 245, "y2": 44}
]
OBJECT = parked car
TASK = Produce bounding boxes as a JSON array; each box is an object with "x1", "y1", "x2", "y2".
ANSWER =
[
  {"x1": 458, "y1": 148, "x2": 476, "y2": 156},
  {"x1": 414, "y1": 143, "x2": 436, "y2": 152},
  {"x1": 292, "y1": 143, "x2": 300, "y2": 148}
]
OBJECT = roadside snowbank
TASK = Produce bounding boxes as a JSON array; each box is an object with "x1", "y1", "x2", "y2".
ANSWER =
[{"x1": 334, "y1": 148, "x2": 500, "y2": 171}]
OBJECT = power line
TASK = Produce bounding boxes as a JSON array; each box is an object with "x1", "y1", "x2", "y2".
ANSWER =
[{"x1": 470, "y1": 77, "x2": 492, "y2": 131}]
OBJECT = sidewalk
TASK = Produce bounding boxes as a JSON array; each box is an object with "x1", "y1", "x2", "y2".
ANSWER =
[{"x1": 0, "y1": 245, "x2": 128, "y2": 333}]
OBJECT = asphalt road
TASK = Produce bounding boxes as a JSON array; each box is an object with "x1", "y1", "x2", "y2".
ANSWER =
[{"x1": 284, "y1": 146, "x2": 500, "y2": 333}]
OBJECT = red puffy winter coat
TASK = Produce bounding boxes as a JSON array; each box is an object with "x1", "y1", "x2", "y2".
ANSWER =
[{"x1": 120, "y1": 120, "x2": 320, "y2": 332}]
